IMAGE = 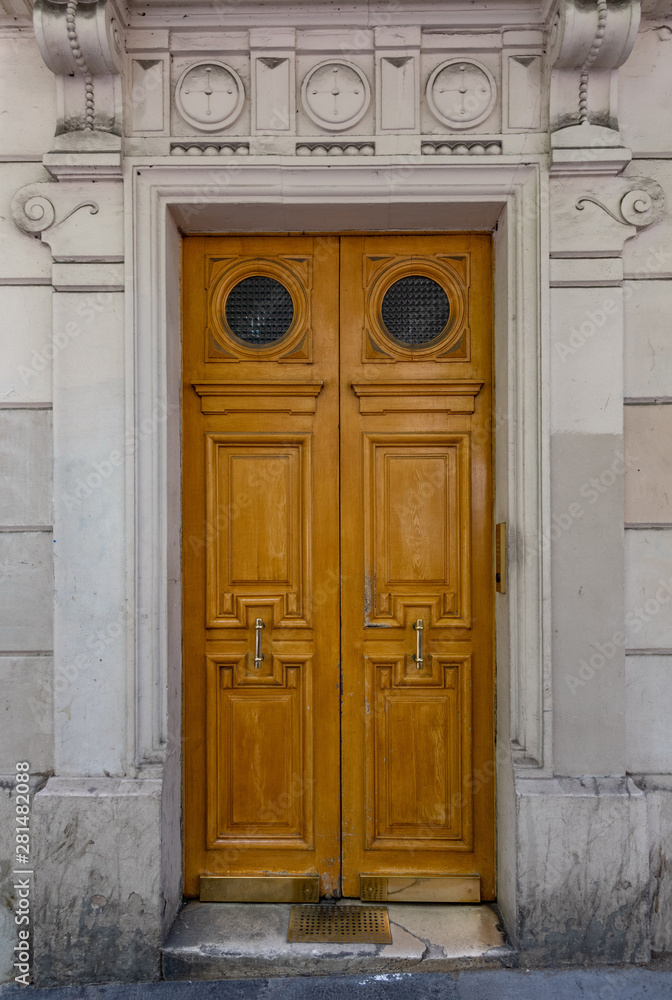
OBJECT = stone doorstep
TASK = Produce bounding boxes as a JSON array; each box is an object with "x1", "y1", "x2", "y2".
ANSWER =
[{"x1": 162, "y1": 901, "x2": 516, "y2": 980}]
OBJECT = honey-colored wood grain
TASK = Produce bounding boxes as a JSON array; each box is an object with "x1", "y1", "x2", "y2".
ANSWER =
[
  {"x1": 183, "y1": 234, "x2": 495, "y2": 901},
  {"x1": 340, "y1": 235, "x2": 495, "y2": 899},
  {"x1": 182, "y1": 236, "x2": 341, "y2": 897}
]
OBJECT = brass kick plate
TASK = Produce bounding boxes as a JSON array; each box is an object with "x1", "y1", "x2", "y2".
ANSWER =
[
  {"x1": 360, "y1": 875, "x2": 481, "y2": 903},
  {"x1": 288, "y1": 904, "x2": 392, "y2": 944},
  {"x1": 200, "y1": 875, "x2": 319, "y2": 903}
]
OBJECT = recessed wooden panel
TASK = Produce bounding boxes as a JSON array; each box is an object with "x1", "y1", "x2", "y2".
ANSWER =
[
  {"x1": 364, "y1": 433, "x2": 471, "y2": 628},
  {"x1": 207, "y1": 656, "x2": 314, "y2": 849},
  {"x1": 366, "y1": 657, "x2": 473, "y2": 851},
  {"x1": 206, "y1": 434, "x2": 311, "y2": 627}
]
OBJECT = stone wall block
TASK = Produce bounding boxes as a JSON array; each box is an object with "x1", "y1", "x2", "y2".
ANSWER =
[
  {"x1": 0, "y1": 657, "x2": 53, "y2": 771},
  {"x1": 626, "y1": 657, "x2": 672, "y2": 773},
  {"x1": 0, "y1": 533, "x2": 53, "y2": 651},
  {"x1": 33, "y1": 778, "x2": 163, "y2": 986},
  {"x1": 625, "y1": 529, "x2": 672, "y2": 647},
  {"x1": 0, "y1": 409, "x2": 52, "y2": 526},
  {"x1": 515, "y1": 776, "x2": 650, "y2": 964},
  {"x1": 639, "y1": 778, "x2": 672, "y2": 953}
]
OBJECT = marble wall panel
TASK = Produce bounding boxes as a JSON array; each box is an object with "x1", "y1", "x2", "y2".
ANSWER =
[
  {"x1": 625, "y1": 406, "x2": 672, "y2": 524},
  {"x1": 0, "y1": 286, "x2": 53, "y2": 404},
  {"x1": 0, "y1": 532, "x2": 52, "y2": 651},
  {"x1": 0, "y1": 35, "x2": 56, "y2": 156},
  {"x1": 0, "y1": 655, "x2": 53, "y2": 771},
  {"x1": 626, "y1": 656, "x2": 672, "y2": 773},
  {"x1": 624, "y1": 280, "x2": 672, "y2": 399},
  {"x1": 0, "y1": 409, "x2": 52, "y2": 526},
  {"x1": 625, "y1": 529, "x2": 672, "y2": 648}
]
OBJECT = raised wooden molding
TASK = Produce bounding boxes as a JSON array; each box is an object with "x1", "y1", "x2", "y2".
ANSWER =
[
  {"x1": 193, "y1": 380, "x2": 324, "y2": 414},
  {"x1": 352, "y1": 380, "x2": 483, "y2": 414}
]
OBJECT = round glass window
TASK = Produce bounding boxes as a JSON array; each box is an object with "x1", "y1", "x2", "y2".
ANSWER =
[
  {"x1": 225, "y1": 275, "x2": 294, "y2": 346},
  {"x1": 381, "y1": 275, "x2": 450, "y2": 347}
]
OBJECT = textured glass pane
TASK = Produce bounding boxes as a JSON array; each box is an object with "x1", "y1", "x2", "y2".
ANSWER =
[
  {"x1": 381, "y1": 275, "x2": 450, "y2": 346},
  {"x1": 225, "y1": 276, "x2": 294, "y2": 345}
]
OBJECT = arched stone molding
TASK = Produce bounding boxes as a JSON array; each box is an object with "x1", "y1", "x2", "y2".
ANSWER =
[
  {"x1": 33, "y1": 0, "x2": 124, "y2": 147},
  {"x1": 549, "y1": 0, "x2": 641, "y2": 165}
]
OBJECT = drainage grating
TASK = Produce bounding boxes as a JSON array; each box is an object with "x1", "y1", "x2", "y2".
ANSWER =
[{"x1": 287, "y1": 904, "x2": 392, "y2": 944}]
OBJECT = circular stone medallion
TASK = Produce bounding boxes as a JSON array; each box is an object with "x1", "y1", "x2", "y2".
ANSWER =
[
  {"x1": 175, "y1": 61, "x2": 245, "y2": 132},
  {"x1": 301, "y1": 60, "x2": 371, "y2": 131},
  {"x1": 427, "y1": 59, "x2": 496, "y2": 129}
]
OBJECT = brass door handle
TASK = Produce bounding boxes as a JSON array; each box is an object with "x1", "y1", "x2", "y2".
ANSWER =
[
  {"x1": 254, "y1": 618, "x2": 265, "y2": 669},
  {"x1": 413, "y1": 619, "x2": 424, "y2": 669}
]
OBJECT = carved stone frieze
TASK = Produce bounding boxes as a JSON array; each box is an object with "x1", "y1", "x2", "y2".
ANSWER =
[{"x1": 33, "y1": 0, "x2": 124, "y2": 145}]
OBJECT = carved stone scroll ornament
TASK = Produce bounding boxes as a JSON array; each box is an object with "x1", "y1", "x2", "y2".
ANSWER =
[
  {"x1": 33, "y1": 0, "x2": 124, "y2": 145},
  {"x1": 576, "y1": 179, "x2": 665, "y2": 229},
  {"x1": 548, "y1": 0, "x2": 640, "y2": 150},
  {"x1": 11, "y1": 179, "x2": 123, "y2": 262},
  {"x1": 550, "y1": 175, "x2": 665, "y2": 256}
]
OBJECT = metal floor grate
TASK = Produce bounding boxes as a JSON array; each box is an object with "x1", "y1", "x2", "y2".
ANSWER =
[{"x1": 287, "y1": 904, "x2": 392, "y2": 944}]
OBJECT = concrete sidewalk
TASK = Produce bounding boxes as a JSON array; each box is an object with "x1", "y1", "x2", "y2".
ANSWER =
[{"x1": 3, "y1": 969, "x2": 672, "y2": 999}]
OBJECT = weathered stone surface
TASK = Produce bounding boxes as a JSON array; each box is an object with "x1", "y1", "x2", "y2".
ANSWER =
[
  {"x1": 515, "y1": 776, "x2": 650, "y2": 965},
  {"x1": 637, "y1": 776, "x2": 672, "y2": 954},
  {"x1": 163, "y1": 901, "x2": 513, "y2": 980},
  {"x1": 32, "y1": 777, "x2": 163, "y2": 986}
]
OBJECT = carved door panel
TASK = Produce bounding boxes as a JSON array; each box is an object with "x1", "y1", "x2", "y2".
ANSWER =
[
  {"x1": 339, "y1": 236, "x2": 495, "y2": 899},
  {"x1": 182, "y1": 237, "x2": 341, "y2": 897},
  {"x1": 183, "y1": 234, "x2": 494, "y2": 901}
]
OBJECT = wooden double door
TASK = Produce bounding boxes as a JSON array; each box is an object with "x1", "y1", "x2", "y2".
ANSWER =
[{"x1": 183, "y1": 235, "x2": 495, "y2": 901}]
